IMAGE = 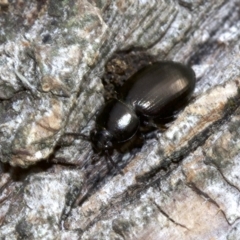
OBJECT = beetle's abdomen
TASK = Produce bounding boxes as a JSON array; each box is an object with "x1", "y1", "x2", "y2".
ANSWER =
[
  {"x1": 119, "y1": 62, "x2": 196, "y2": 118},
  {"x1": 96, "y1": 99, "x2": 139, "y2": 143}
]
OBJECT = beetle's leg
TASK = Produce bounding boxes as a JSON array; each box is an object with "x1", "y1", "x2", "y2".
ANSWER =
[
  {"x1": 63, "y1": 108, "x2": 99, "y2": 142},
  {"x1": 141, "y1": 120, "x2": 158, "y2": 129},
  {"x1": 139, "y1": 119, "x2": 165, "y2": 140},
  {"x1": 105, "y1": 151, "x2": 123, "y2": 175}
]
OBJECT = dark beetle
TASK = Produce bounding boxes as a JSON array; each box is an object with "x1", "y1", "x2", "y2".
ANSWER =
[
  {"x1": 60, "y1": 62, "x2": 195, "y2": 223},
  {"x1": 90, "y1": 61, "x2": 196, "y2": 152}
]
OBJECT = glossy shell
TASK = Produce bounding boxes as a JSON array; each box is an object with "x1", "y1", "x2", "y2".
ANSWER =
[
  {"x1": 119, "y1": 61, "x2": 196, "y2": 118},
  {"x1": 91, "y1": 61, "x2": 196, "y2": 151},
  {"x1": 95, "y1": 99, "x2": 139, "y2": 142}
]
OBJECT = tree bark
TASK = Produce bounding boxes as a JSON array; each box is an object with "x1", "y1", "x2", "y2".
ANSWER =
[{"x1": 0, "y1": 0, "x2": 240, "y2": 239}]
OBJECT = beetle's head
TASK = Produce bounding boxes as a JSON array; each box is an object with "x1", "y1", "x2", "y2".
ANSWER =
[{"x1": 90, "y1": 129, "x2": 114, "y2": 152}]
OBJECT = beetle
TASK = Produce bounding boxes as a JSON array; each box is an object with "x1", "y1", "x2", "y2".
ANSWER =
[
  {"x1": 64, "y1": 61, "x2": 196, "y2": 170},
  {"x1": 59, "y1": 61, "x2": 196, "y2": 226},
  {"x1": 90, "y1": 61, "x2": 196, "y2": 153}
]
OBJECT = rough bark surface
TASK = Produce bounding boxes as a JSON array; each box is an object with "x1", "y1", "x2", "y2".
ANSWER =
[{"x1": 1, "y1": 0, "x2": 240, "y2": 239}]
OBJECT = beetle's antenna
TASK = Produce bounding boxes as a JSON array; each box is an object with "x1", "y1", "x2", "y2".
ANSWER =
[
  {"x1": 105, "y1": 150, "x2": 123, "y2": 175},
  {"x1": 63, "y1": 108, "x2": 99, "y2": 142},
  {"x1": 64, "y1": 132, "x2": 90, "y2": 142}
]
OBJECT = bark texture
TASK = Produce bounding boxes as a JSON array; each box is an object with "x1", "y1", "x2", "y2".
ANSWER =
[{"x1": 0, "y1": 0, "x2": 240, "y2": 239}]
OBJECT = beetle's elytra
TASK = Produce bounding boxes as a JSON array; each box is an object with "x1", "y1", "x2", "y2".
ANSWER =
[{"x1": 90, "y1": 61, "x2": 196, "y2": 152}]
